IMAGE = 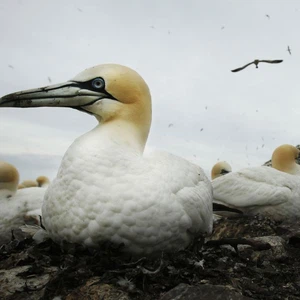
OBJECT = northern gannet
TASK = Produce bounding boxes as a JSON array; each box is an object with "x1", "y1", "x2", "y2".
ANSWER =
[
  {"x1": 36, "y1": 176, "x2": 50, "y2": 188},
  {"x1": 0, "y1": 64, "x2": 213, "y2": 254},
  {"x1": 18, "y1": 179, "x2": 38, "y2": 189},
  {"x1": 211, "y1": 161, "x2": 232, "y2": 180},
  {"x1": 0, "y1": 160, "x2": 19, "y2": 198},
  {"x1": 212, "y1": 145, "x2": 300, "y2": 221},
  {"x1": 18, "y1": 176, "x2": 50, "y2": 189},
  {"x1": 0, "y1": 161, "x2": 45, "y2": 243},
  {"x1": 231, "y1": 59, "x2": 283, "y2": 73},
  {"x1": 271, "y1": 144, "x2": 300, "y2": 175},
  {"x1": 211, "y1": 161, "x2": 239, "y2": 219}
]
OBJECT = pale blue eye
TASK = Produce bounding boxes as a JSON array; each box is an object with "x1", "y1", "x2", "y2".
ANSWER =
[{"x1": 92, "y1": 78, "x2": 104, "y2": 89}]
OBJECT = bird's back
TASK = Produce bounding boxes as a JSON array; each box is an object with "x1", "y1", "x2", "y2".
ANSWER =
[{"x1": 212, "y1": 166, "x2": 300, "y2": 220}]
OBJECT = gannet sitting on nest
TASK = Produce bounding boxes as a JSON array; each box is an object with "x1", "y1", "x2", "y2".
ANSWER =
[
  {"x1": 18, "y1": 176, "x2": 50, "y2": 189},
  {"x1": 0, "y1": 161, "x2": 45, "y2": 243},
  {"x1": 0, "y1": 161, "x2": 19, "y2": 198},
  {"x1": 36, "y1": 176, "x2": 50, "y2": 188},
  {"x1": 271, "y1": 144, "x2": 300, "y2": 175},
  {"x1": 212, "y1": 144, "x2": 300, "y2": 221},
  {"x1": 211, "y1": 161, "x2": 232, "y2": 180},
  {"x1": 210, "y1": 161, "x2": 235, "y2": 220},
  {"x1": 0, "y1": 64, "x2": 213, "y2": 254},
  {"x1": 18, "y1": 179, "x2": 38, "y2": 189}
]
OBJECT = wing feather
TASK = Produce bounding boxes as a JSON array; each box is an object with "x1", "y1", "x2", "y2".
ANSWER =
[
  {"x1": 212, "y1": 166, "x2": 293, "y2": 208},
  {"x1": 231, "y1": 61, "x2": 254, "y2": 72},
  {"x1": 260, "y1": 59, "x2": 283, "y2": 64},
  {"x1": 147, "y1": 151, "x2": 213, "y2": 234}
]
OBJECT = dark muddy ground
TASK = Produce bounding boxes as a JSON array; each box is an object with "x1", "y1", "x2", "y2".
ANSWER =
[{"x1": 0, "y1": 216, "x2": 299, "y2": 300}]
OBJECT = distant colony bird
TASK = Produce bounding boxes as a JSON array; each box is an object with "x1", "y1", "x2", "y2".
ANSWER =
[
  {"x1": 211, "y1": 161, "x2": 232, "y2": 180},
  {"x1": 231, "y1": 59, "x2": 283, "y2": 73},
  {"x1": 0, "y1": 161, "x2": 45, "y2": 243}
]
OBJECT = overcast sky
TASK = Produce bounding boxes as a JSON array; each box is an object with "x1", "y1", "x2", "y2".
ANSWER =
[{"x1": 0, "y1": 0, "x2": 299, "y2": 181}]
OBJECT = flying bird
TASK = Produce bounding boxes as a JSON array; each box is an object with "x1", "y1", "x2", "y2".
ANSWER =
[
  {"x1": 265, "y1": 14, "x2": 270, "y2": 19},
  {"x1": 287, "y1": 46, "x2": 292, "y2": 55},
  {"x1": 231, "y1": 59, "x2": 283, "y2": 73}
]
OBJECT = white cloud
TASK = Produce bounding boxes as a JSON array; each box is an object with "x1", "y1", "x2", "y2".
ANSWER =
[{"x1": 0, "y1": 0, "x2": 299, "y2": 180}]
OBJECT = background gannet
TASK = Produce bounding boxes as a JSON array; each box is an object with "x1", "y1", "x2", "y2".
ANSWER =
[
  {"x1": 0, "y1": 161, "x2": 45, "y2": 243},
  {"x1": 210, "y1": 161, "x2": 241, "y2": 219},
  {"x1": 271, "y1": 144, "x2": 300, "y2": 175},
  {"x1": 36, "y1": 176, "x2": 50, "y2": 188},
  {"x1": 0, "y1": 64, "x2": 213, "y2": 254},
  {"x1": 18, "y1": 176, "x2": 50, "y2": 189},
  {"x1": 18, "y1": 179, "x2": 38, "y2": 189},
  {"x1": 0, "y1": 160, "x2": 19, "y2": 198},
  {"x1": 211, "y1": 161, "x2": 232, "y2": 180},
  {"x1": 212, "y1": 144, "x2": 300, "y2": 221}
]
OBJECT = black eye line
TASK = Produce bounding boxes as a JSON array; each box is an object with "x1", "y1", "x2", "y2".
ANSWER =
[
  {"x1": 74, "y1": 78, "x2": 105, "y2": 92},
  {"x1": 220, "y1": 169, "x2": 230, "y2": 175},
  {"x1": 72, "y1": 79, "x2": 117, "y2": 101}
]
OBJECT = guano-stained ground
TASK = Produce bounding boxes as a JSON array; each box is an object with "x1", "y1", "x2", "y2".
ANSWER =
[{"x1": 0, "y1": 216, "x2": 300, "y2": 300}]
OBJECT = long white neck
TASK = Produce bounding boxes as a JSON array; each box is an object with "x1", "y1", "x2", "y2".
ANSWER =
[{"x1": 75, "y1": 119, "x2": 148, "y2": 156}]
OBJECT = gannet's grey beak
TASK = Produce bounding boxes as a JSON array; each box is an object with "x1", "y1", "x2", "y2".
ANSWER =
[{"x1": 0, "y1": 81, "x2": 111, "y2": 109}]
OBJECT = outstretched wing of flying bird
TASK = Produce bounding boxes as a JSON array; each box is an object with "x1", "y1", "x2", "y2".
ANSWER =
[
  {"x1": 231, "y1": 61, "x2": 255, "y2": 73},
  {"x1": 259, "y1": 59, "x2": 283, "y2": 64},
  {"x1": 231, "y1": 59, "x2": 283, "y2": 73}
]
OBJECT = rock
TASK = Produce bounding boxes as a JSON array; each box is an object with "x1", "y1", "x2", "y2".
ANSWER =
[
  {"x1": 237, "y1": 236, "x2": 287, "y2": 262},
  {"x1": 253, "y1": 236, "x2": 287, "y2": 260},
  {"x1": 66, "y1": 278, "x2": 130, "y2": 300},
  {"x1": 275, "y1": 220, "x2": 300, "y2": 247},
  {"x1": 159, "y1": 283, "x2": 251, "y2": 300},
  {"x1": 209, "y1": 215, "x2": 278, "y2": 240},
  {"x1": 0, "y1": 215, "x2": 300, "y2": 299},
  {"x1": 0, "y1": 265, "x2": 58, "y2": 299}
]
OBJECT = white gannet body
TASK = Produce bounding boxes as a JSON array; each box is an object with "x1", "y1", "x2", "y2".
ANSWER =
[
  {"x1": 211, "y1": 161, "x2": 232, "y2": 180},
  {"x1": 0, "y1": 64, "x2": 213, "y2": 254},
  {"x1": 212, "y1": 145, "x2": 300, "y2": 221},
  {"x1": 0, "y1": 161, "x2": 45, "y2": 243}
]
